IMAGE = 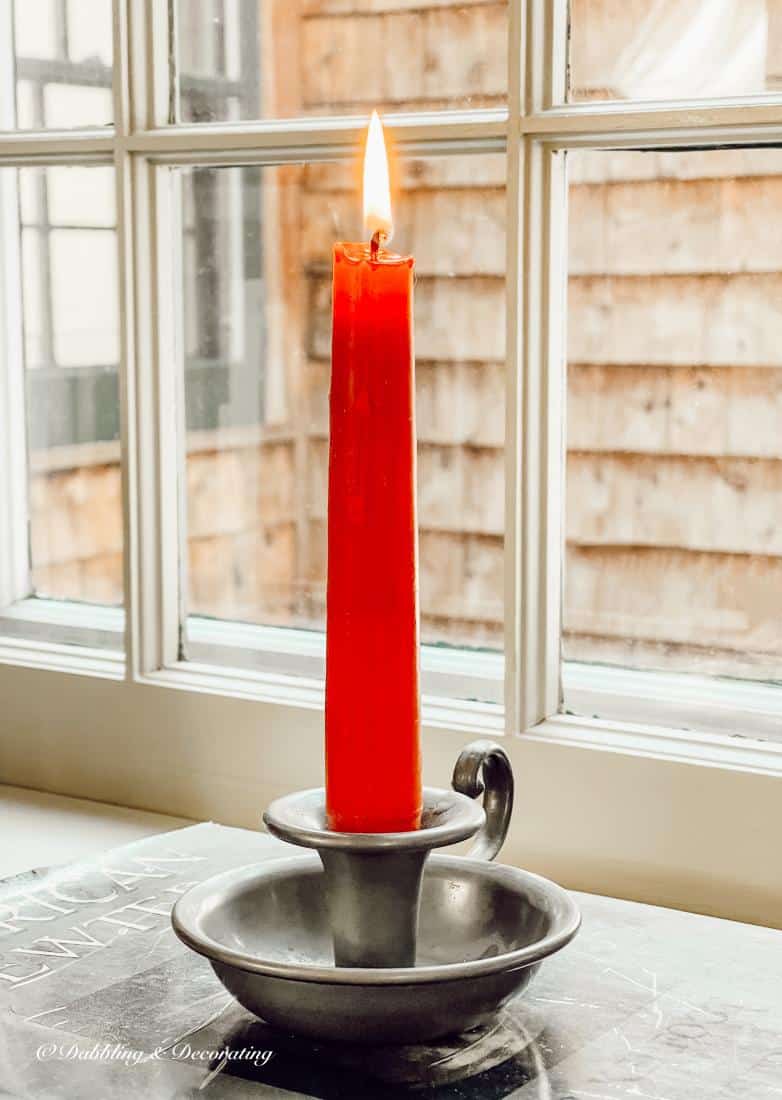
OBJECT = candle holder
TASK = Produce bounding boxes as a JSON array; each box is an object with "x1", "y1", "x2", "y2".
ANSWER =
[
  {"x1": 172, "y1": 741, "x2": 580, "y2": 1044},
  {"x1": 262, "y1": 740, "x2": 512, "y2": 968}
]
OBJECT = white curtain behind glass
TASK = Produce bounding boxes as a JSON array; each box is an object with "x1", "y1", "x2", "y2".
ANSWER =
[{"x1": 612, "y1": 0, "x2": 768, "y2": 99}]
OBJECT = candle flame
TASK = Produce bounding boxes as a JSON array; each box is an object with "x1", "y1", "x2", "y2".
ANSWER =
[{"x1": 363, "y1": 110, "x2": 393, "y2": 245}]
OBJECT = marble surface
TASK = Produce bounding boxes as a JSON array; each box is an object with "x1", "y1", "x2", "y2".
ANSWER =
[
  {"x1": 498, "y1": 891, "x2": 782, "y2": 1100},
  {"x1": 1, "y1": 805, "x2": 780, "y2": 1099},
  {"x1": 212, "y1": 888, "x2": 782, "y2": 1099}
]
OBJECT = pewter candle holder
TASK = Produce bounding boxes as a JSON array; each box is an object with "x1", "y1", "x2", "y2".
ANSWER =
[{"x1": 172, "y1": 740, "x2": 581, "y2": 1044}]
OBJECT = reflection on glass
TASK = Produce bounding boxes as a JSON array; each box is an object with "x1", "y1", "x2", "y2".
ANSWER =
[
  {"x1": 176, "y1": 0, "x2": 507, "y2": 123},
  {"x1": 569, "y1": 0, "x2": 779, "y2": 103},
  {"x1": 179, "y1": 157, "x2": 506, "y2": 654},
  {"x1": 6, "y1": 0, "x2": 113, "y2": 129},
  {"x1": 565, "y1": 148, "x2": 782, "y2": 682},
  {"x1": 3, "y1": 166, "x2": 123, "y2": 605}
]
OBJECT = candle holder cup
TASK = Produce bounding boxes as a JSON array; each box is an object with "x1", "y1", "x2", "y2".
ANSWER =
[
  {"x1": 262, "y1": 740, "x2": 513, "y2": 968},
  {"x1": 172, "y1": 741, "x2": 580, "y2": 1044}
]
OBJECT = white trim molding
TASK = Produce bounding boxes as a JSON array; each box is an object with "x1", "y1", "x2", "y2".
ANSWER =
[
  {"x1": 0, "y1": 163, "x2": 29, "y2": 609},
  {"x1": 0, "y1": 637, "x2": 122, "y2": 680},
  {"x1": 0, "y1": 657, "x2": 779, "y2": 929},
  {"x1": 532, "y1": 713, "x2": 782, "y2": 779},
  {"x1": 563, "y1": 662, "x2": 782, "y2": 746},
  {"x1": 0, "y1": 1, "x2": 30, "y2": 611}
]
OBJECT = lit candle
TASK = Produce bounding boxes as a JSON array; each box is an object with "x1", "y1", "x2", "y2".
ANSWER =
[{"x1": 325, "y1": 111, "x2": 422, "y2": 833}]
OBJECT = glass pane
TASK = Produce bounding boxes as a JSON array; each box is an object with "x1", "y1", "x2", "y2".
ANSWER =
[
  {"x1": 1, "y1": 166, "x2": 123, "y2": 607},
  {"x1": 178, "y1": 157, "x2": 505, "y2": 692},
  {"x1": 564, "y1": 148, "x2": 782, "y2": 686},
  {"x1": 569, "y1": 0, "x2": 782, "y2": 103},
  {"x1": 176, "y1": 0, "x2": 507, "y2": 123},
  {"x1": 3, "y1": 0, "x2": 113, "y2": 130}
]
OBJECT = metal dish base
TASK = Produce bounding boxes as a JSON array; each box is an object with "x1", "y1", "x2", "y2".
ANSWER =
[{"x1": 172, "y1": 851, "x2": 580, "y2": 1044}]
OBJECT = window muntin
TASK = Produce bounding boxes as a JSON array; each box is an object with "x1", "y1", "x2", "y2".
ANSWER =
[{"x1": 0, "y1": 0, "x2": 780, "y2": 744}]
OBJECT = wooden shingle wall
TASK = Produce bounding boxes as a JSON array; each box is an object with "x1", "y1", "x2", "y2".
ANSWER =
[
  {"x1": 29, "y1": 3, "x2": 782, "y2": 680},
  {"x1": 567, "y1": 148, "x2": 782, "y2": 677},
  {"x1": 300, "y1": 0, "x2": 506, "y2": 114}
]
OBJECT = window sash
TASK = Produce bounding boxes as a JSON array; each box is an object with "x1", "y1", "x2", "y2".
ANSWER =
[{"x1": 0, "y1": 0, "x2": 781, "y2": 744}]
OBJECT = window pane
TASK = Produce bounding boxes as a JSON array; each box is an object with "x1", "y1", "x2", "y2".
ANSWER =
[
  {"x1": 569, "y1": 0, "x2": 782, "y2": 103},
  {"x1": 1, "y1": 166, "x2": 123, "y2": 608},
  {"x1": 175, "y1": 1, "x2": 507, "y2": 123},
  {"x1": 3, "y1": 0, "x2": 113, "y2": 130},
  {"x1": 178, "y1": 158, "x2": 505, "y2": 693},
  {"x1": 564, "y1": 148, "x2": 782, "y2": 687}
]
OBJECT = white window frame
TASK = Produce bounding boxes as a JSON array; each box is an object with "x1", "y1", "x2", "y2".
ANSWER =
[{"x1": 0, "y1": 0, "x2": 780, "y2": 926}]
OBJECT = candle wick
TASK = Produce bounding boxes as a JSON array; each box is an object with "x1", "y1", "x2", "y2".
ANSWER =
[{"x1": 370, "y1": 230, "x2": 386, "y2": 261}]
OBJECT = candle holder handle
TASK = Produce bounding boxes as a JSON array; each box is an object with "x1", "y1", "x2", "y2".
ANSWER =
[{"x1": 452, "y1": 740, "x2": 514, "y2": 862}]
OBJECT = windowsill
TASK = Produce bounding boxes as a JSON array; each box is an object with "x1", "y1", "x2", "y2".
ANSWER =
[
  {"x1": 2, "y1": 597, "x2": 782, "y2": 777},
  {"x1": 0, "y1": 784, "x2": 192, "y2": 880},
  {"x1": 0, "y1": 598, "x2": 124, "y2": 678},
  {"x1": 530, "y1": 713, "x2": 782, "y2": 778},
  {"x1": 561, "y1": 661, "x2": 782, "y2": 746},
  {"x1": 0, "y1": 663, "x2": 779, "y2": 927}
]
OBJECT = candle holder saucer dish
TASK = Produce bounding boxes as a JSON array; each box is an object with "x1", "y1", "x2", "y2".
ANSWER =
[{"x1": 172, "y1": 741, "x2": 580, "y2": 1044}]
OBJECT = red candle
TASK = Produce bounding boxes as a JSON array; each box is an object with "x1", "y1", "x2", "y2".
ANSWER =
[{"x1": 325, "y1": 112, "x2": 422, "y2": 833}]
